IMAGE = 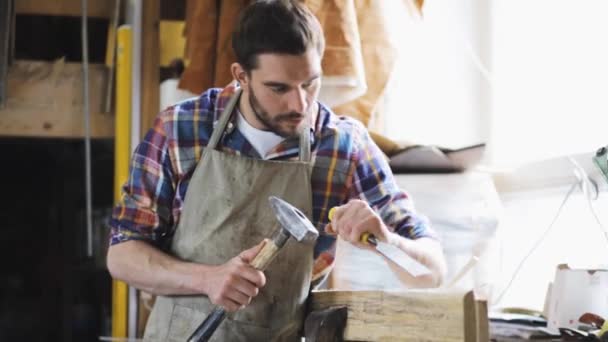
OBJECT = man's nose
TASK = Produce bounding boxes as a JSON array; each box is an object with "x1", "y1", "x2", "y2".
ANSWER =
[{"x1": 287, "y1": 89, "x2": 307, "y2": 114}]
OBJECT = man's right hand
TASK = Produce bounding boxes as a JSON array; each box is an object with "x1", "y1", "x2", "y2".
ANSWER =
[
  {"x1": 107, "y1": 239, "x2": 269, "y2": 310},
  {"x1": 204, "y1": 240, "x2": 267, "y2": 312}
]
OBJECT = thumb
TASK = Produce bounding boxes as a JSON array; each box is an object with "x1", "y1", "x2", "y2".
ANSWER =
[{"x1": 239, "y1": 239, "x2": 267, "y2": 263}]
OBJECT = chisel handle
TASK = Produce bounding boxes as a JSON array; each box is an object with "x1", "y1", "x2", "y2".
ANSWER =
[
  {"x1": 359, "y1": 232, "x2": 378, "y2": 246},
  {"x1": 328, "y1": 207, "x2": 378, "y2": 246},
  {"x1": 187, "y1": 239, "x2": 282, "y2": 342}
]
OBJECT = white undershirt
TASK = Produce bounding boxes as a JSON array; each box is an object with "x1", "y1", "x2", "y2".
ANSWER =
[{"x1": 236, "y1": 110, "x2": 285, "y2": 159}]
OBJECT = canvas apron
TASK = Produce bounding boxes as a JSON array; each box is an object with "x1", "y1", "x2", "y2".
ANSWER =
[{"x1": 144, "y1": 89, "x2": 314, "y2": 341}]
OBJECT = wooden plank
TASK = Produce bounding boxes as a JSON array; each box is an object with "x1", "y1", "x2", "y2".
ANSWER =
[
  {"x1": 310, "y1": 289, "x2": 487, "y2": 342},
  {"x1": 15, "y1": 0, "x2": 114, "y2": 18},
  {"x1": 140, "y1": 0, "x2": 160, "y2": 135},
  {"x1": 0, "y1": 60, "x2": 114, "y2": 138}
]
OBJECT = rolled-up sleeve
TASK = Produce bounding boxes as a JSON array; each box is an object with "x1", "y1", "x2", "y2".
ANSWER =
[{"x1": 109, "y1": 113, "x2": 176, "y2": 246}]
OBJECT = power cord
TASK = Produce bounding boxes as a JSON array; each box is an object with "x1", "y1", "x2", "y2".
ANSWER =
[
  {"x1": 494, "y1": 157, "x2": 607, "y2": 305},
  {"x1": 493, "y1": 180, "x2": 578, "y2": 305},
  {"x1": 570, "y1": 157, "x2": 608, "y2": 245}
]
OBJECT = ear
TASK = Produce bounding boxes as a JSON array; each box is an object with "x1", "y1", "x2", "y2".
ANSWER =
[{"x1": 231, "y1": 63, "x2": 249, "y2": 87}]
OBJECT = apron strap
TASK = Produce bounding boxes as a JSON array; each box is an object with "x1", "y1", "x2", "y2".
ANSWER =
[
  {"x1": 299, "y1": 124, "x2": 311, "y2": 162},
  {"x1": 208, "y1": 88, "x2": 312, "y2": 163},
  {"x1": 208, "y1": 89, "x2": 242, "y2": 150}
]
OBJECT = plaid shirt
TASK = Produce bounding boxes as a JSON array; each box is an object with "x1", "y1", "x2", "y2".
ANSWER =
[{"x1": 109, "y1": 84, "x2": 435, "y2": 280}]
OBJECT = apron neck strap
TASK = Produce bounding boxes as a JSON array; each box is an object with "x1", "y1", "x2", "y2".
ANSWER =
[
  {"x1": 208, "y1": 89, "x2": 312, "y2": 163},
  {"x1": 298, "y1": 125, "x2": 311, "y2": 162},
  {"x1": 208, "y1": 89, "x2": 242, "y2": 150}
]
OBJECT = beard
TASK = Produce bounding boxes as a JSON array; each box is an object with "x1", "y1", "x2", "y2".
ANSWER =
[{"x1": 248, "y1": 85, "x2": 307, "y2": 138}]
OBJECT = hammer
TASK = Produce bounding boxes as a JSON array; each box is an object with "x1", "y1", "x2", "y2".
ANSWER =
[{"x1": 187, "y1": 196, "x2": 319, "y2": 342}]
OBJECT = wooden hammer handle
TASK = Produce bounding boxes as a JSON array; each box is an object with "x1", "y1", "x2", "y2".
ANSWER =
[{"x1": 249, "y1": 239, "x2": 281, "y2": 270}]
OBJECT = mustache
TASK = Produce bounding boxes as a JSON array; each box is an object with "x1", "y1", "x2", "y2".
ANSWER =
[{"x1": 276, "y1": 112, "x2": 305, "y2": 121}]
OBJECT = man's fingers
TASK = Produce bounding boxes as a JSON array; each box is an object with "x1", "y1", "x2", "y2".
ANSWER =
[
  {"x1": 325, "y1": 223, "x2": 336, "y2": 235},
  {"x1": 328, "y1": 206, "x2": 344, "y2": 222},
  {"x1": 348, "y1": 229, "x2": 361, "y2": 245},
  {"x1": 329, "y1": 201, "x2": 368, "y2": 233},
  {"x1": 329, "y1": 205, "x2": 348, "y2": 236},
  {"x1": 351, "y1": 221, "x2": 377, "y2": 249},
  {"x1": 221, "y1": 298, "x2": 244, "y2": 312},
  {"x1": 352, "y1": 216, "x2": 375, "y2": 240},
  {"x1": 232, "y1": 278, "x2": 260, "y2": 298},
  {"x1": 214, "y1": 278, "x2": 257, "y2": 311},
  {"x1": 329, "y1": 200, "x2": 386, "y2": 246},
  {"x1": 238, "y1": 266, "x2": 266, "y2": 288},
  {"x1": 226, "y1": 289, "x2": 252, "y2": 308},
  {"x1": 239, "y1": 239, "x2": 267, "y2": 263}
]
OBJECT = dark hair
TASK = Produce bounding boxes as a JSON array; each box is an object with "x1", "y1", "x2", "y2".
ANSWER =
[{"x1": 232, "y1": 0, "x2": 325, "y2": 72}]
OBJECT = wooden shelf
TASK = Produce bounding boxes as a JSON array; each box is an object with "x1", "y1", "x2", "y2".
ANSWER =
[
  {"x1": 8, "y1": 0, "x2": 163, "y2": 138},
  {"x1": 16, "y1": 0, "x2": 114, "y2": 18},
  {"x1": 0, "y1": 60, "x2": 114, "y2": 138}
]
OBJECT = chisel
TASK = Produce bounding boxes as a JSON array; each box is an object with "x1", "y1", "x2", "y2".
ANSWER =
[{"x1": 328, "y1": 208, "x2": 431, "y2": 277}]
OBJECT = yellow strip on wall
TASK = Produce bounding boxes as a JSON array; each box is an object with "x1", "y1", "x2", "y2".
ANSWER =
[{"x1": 112, "y1": 25, "x2": 132, "y2": 339}]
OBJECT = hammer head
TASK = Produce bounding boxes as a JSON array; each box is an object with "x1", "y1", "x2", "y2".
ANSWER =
[{"x1": 269, "y1": 196, "x2": 319, "y2": 243}]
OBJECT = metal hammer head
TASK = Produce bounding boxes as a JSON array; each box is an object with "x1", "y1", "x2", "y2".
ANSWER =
[{"x1": 269, "y1": 196, "x2": 319, "y2": 243}]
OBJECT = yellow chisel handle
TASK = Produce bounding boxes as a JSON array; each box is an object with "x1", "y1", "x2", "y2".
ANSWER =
[
  {"x1": 360, "y1": 232, "x2": 378, "y2": 246},
  {"x1": 328, "y1": 207, "x2": 377, "y2": 245}
]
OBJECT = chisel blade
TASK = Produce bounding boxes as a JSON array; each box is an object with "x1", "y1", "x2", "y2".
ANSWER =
[{"x1": 375, "y1": 241, "x2": 431, "y2": 277}]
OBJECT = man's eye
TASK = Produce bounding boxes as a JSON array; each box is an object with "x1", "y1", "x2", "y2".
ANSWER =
[
  {"x1": 271, "y1": 86, "x2": 287, "y2": 93},
  {"x1": 302, "y1": 79, "x2": 317, "y2": 89}
]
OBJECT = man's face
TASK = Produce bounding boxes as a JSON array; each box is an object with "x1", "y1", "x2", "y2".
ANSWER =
[{"x1": 241, "y1": 49, "x2": 322, "y2": 138}]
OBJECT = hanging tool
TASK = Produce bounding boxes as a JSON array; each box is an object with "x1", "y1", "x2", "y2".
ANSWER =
[
  {"x1": 187, "y1": 196, "x2": 319, "y2": 342},
  {"x1": 328, "y1": 207, "x2": 431, "y2": 277}
]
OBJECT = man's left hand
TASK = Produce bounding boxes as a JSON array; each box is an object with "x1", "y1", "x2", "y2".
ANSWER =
[{"x1": 327, "y1": 199, "x2": 394, "y2": 249}]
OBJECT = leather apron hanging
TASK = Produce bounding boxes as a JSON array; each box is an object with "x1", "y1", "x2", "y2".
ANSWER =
[{"x1": 144, "y1": 89, "x2": 314, "y2": 341}]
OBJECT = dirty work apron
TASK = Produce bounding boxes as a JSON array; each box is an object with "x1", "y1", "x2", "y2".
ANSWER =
[{"x1": 144, "y1": 89, "x2": 314, "y2": 341}]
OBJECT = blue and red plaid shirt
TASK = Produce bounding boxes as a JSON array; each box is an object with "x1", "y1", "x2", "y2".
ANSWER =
[{"x1": 109, "y1": 84, "x2": 435, "y2": 280}]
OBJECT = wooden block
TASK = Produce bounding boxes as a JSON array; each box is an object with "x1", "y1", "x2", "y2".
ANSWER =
[
  {"x1": 310, "y1": 289, "x2": 488, "y2": 342},
  {"x1": 0, "y1": 59, "x2": 114, "y2": 138}
]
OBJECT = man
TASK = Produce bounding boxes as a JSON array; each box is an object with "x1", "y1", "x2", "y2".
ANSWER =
[{"x1": 107, "y1": 1, "x2": 446, "y2": 340}]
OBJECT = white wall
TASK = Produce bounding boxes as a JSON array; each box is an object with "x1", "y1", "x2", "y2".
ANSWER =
[
  {"x1": 382, "y1": 0, "x2": 488, "y2": 148},
  {"x1": 494, "y1": 187, "x2": 608, "y2": 310},
  {"x1": 382, "y1": 0, "x2": 608, "y2": 310}
]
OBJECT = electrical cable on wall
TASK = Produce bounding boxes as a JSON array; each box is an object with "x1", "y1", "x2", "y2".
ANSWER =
[
  {"x1": 81, "y1": 0, "x2": 93, "y2": 257},
  {"x1": 494, "y1": 157, "x2": 607, "y2": 305},
  {"x1": 569, "y1": 157, "x2": 608, "y2": 245},
  {"x1": 493, "y1": 181, "x2": 578, "y2": 305}
]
